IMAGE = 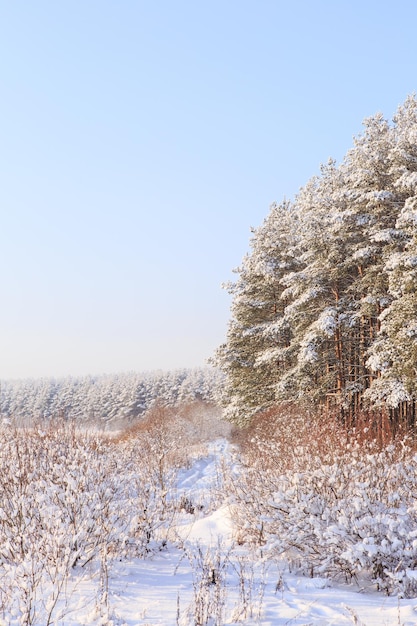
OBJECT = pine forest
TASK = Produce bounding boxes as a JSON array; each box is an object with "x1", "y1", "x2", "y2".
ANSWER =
[{"x1": 215, "y1": 94, "x2": 417, "y2": 430}]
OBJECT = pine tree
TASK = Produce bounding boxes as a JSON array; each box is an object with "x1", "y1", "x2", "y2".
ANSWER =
[
  {"x1": 364, "y1": 96, "x2": 417, "y2": 424},
  {"x1": 278, "y1": 161, "x2": 362, "y2": 410},
  {"x1": 214, "y1": 201, "x2": 300, "y2": 424},
  {"x1": 217, "y1": 95, "x2": 417, "y2": 427}
]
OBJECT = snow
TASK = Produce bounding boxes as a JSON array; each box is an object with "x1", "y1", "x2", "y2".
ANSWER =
[
  {"x1": 67, "y1": 554, "x2": 417, "y2": 625},
  {"x1": 370, "y1": 228, "x2": 399, "y2": 243},
  {"x1": 13, "y1": 437, "x2": 414, "y2": 626},
  {"x1": 316, "y1": 308, "x2": 337, "y2": 337},
  {"x1": 299, "y1": 330, "x2": 319, "y2": 363}
]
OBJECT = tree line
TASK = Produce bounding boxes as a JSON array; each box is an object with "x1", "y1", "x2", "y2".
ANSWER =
[
  {"x1": 215, "y1": 95, "x2": 417, "y2": 427},
  {"x1": 0, "y1": 367, "x2": 222, "y2": 426}
]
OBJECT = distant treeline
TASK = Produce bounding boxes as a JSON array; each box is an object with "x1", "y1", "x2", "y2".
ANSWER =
[{"x1": 0, "y1": 368, "x2": 223, "y2": 425}]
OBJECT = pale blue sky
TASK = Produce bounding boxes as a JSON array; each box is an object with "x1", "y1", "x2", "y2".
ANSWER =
[{"x1": 1, "y1": 0, "x2": 416, "y2": 379}]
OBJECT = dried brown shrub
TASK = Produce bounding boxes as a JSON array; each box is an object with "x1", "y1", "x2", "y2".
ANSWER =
[{"x1": 232, "y1": 401, "x2": 417, "y2": 475}]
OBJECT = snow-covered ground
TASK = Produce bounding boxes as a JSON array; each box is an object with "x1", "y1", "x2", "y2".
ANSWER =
[{"x1": 50, "y1": 439, "x2": 417, "y2": 626}]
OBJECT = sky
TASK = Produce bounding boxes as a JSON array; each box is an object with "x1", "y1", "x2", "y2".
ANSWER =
[{"x1": 1, "y1": 0, "x2": 417, "y2": 380}]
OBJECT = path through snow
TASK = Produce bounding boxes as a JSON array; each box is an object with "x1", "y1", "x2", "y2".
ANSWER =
[{"x1": 65, "y1": 439, "x2": 417, "y2": 625}]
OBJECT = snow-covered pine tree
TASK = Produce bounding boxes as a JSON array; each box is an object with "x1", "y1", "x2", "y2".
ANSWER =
[
  {"x1": 214, "y1": 201, "x2": 300, "y2": 424},
  {"x1": 329, "y1": 110, "x2": 401, "y2": 417},
  {"x1": 218, "y1": 95, "x2": 417, "y2": 427},
  {"x1": 364, "y1": 96, "x2": 417, "y2": 425},
  {"x1": 277, "y1": 160, "x2": 363, "y2": 413}
]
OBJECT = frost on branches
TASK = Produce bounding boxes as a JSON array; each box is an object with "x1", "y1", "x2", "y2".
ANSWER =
[
  {"x1": 215, "y1": 94, "x2": 417, "y2": 427},
  {"x1": 0, "y1": 404, "x2": 229, "y2": 625},
  {"x1": 229, "y1": 405, "x2": 417, "y2": 598}
]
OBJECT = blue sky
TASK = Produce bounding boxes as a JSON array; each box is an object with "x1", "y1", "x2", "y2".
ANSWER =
[{"x1": 1, "y1": 0, "x2": 416, "y2": 379}]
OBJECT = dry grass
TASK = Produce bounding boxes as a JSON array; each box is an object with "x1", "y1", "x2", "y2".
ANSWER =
[{"x1": 232, "y1": 402, "x2": 417, "y2": 475}]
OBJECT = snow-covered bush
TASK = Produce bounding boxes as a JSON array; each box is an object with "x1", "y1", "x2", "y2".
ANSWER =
[
  {"x1": 185, "y1": 541, "x2": 229, "y2": 626},
  {"x1": 0, "y1": 422, "x2": 131, "y2": 623},
  {"x1": 230, "y1": 405, "x2": 417, "y2": 596},
  {"x1": 0, "y1": 407, "x2": 207, "y2": 624}
]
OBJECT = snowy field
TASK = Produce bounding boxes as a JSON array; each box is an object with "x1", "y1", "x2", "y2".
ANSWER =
[
  {"x1": 1, "y1": 408, "x2": 417, "y2": 625},
  {"x1": 18, "y1": 440, "x2": 417, "y2": 625},
  {"x1": 67, "y1": 441, "x2": 417, "y2": 626}
]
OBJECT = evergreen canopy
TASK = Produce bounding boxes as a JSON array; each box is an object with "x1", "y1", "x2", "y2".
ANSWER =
[{"x1": 216, "y1": 95, "x2": 417, "y2": 426}]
